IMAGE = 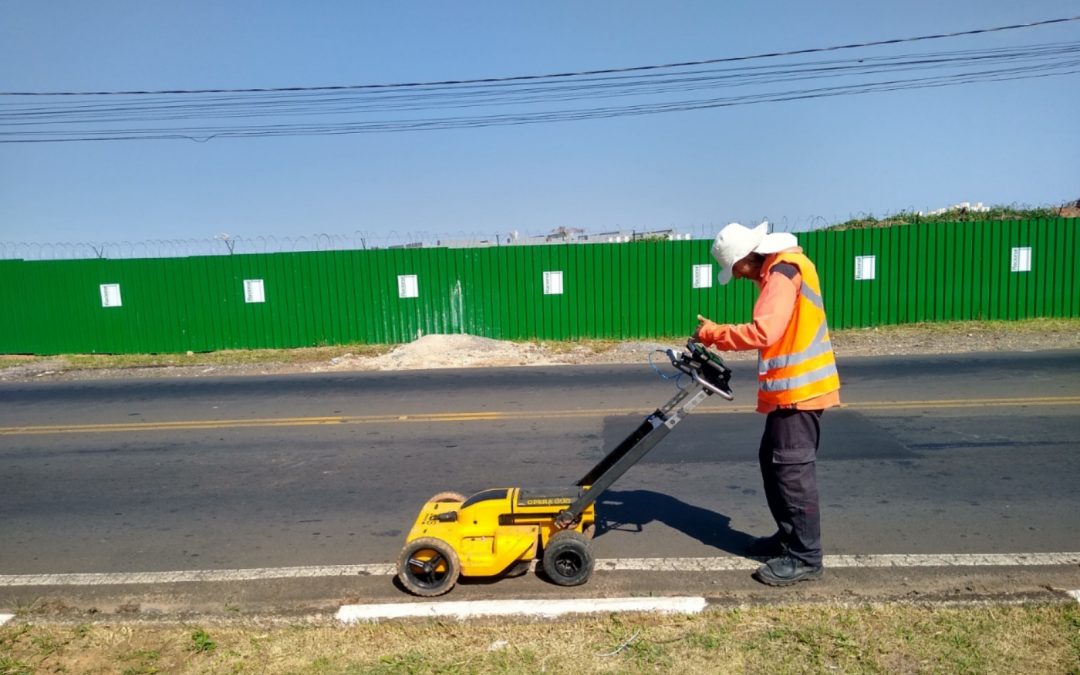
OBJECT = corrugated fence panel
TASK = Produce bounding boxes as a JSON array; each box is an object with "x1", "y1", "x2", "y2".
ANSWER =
[
  {"x1": 592, "y1": 244, "x2": 609, "y2": 338},
  {"x1": 629, "y1": 243, "x2": 646, "y2": 337},
  {"x1": 941, "y1": 223, "x2": 957, "y2": 323},
  {"x1": 1067, "y1": 218, "x2": 1076, "y2": 316},
  {"x1": 599, "y1": 244, "x2": 617, "y2": 338},
  {"x1": 882, "y1": 226, "x2": 899, "y2": 326},
  {"x1": 990, "y1": 221, "x2": 1006, "y2": 320},
  {"x1": 1001, "y1": 220, "x2": 1018, "y2": 321},
  {"x1": 354, "y1": 250, "x2": 382, "y2": 344},
  {"x1": 1019, "y1": 220, "x2": 1037, "y2": 320},
  {"x1": 0, "y1": 261, "x2": 23, "y2": 352},
  {"x1": 1054, "y1": 219, "x2": 1069, "y2": 317},
  {"x1": 1033, "y1": 219, "x2": 1050, "y2": 318},
  {"x1": 0, "y1": 219, "x2": 1076, "y2": 355},
  {"x1": 1058, "y1": 218, "x2": 1076, "y2": 318}
]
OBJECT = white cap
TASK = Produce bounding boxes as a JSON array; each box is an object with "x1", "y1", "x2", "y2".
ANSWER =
[{"x1": 710, "y1": 221, "x2": 797, "y2": 285}]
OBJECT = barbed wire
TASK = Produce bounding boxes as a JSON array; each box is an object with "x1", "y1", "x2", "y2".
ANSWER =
[{"x1": 0, "y1": 219, "x2": 840, "y2": 260}]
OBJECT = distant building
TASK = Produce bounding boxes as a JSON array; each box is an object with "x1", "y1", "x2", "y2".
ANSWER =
[{"x1": 921, "y1": 201, "x2": 991, "y2": 217}]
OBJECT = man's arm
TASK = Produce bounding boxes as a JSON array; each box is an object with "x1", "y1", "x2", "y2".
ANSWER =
[{"x1": 695, "y1": 264, "x2": 800, "y2": 351}]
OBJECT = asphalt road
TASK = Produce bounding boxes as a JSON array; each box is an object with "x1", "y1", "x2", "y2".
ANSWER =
[{"x1": 1, "y1": 350, "x2": 1078, "y2": 612}]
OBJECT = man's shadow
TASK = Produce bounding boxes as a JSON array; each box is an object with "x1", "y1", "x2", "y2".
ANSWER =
[{"x1": 594, "y1": 489, "x2": 757, "y2": 556}]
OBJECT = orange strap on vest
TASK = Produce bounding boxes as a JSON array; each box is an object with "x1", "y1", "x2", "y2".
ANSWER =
[{"x1": 757, "y1": 252, "x2": 840, "y2": 406}]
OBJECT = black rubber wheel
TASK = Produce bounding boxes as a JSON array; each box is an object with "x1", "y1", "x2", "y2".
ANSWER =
[
  {"x1": 542, "y1": 530, "x2": 594, "y2": 587},
  {"x1": 397, "y1": 537, "x2": 460, "y2": 597}
]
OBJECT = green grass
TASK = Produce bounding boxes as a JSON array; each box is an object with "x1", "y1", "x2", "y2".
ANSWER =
[
  {"x1": 826, "y1": 205, "x2": 1067, "y2": 230},
  {"x1": 189, "y1": 628, "x2": 216, "y2": 653}
]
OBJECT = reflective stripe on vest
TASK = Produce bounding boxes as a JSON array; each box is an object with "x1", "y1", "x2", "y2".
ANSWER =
[
  {"x1": 759, "y1": 321, "x2": 831, "y2": 375},
  {"x1": 799, "y1": 283, "x2": 825, "y2": 311},
  {"x1": 760, "y1": 361, "x2": 840, "y2": 392}
]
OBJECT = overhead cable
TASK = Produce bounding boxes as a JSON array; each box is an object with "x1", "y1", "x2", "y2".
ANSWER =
[
  {"x1": 2, "y1": 16, "x2": 1078, "y2": 143},
  {"x1": 2, "y1": 14, "x2": 1077, "y2": 97}
]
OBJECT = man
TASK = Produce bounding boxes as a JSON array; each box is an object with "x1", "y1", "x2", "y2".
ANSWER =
[{"x1": 693, "y1": 221, "x2": 840, "y2": 586}]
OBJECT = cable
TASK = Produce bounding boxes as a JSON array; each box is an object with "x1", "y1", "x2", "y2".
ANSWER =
[
  {"x1": 3, "y1": 20, "x2": 1078, "y2": 143},
  {"x1": 6, "y1": 42, "x2": 1074, "y2": 124},
  {"x1": 3, "y1": 15, "x2": 1077, "y2": 97},
  {"x1": 6, "y1": 61, "x2": 1074, "y2": 143},
  {"x1": 649, "y1": 349, "x2": 686, "y2": 390}
]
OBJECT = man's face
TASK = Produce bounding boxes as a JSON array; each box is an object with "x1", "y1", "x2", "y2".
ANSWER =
[{"x1": 732, "y1": 255, "x2": 762, "y2": 281}]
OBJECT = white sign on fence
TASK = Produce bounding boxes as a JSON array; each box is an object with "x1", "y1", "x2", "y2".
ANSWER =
[
  {"x1": 397, "y1": 275, "x2": 419, "y2": 298},
  {"x1": 543, "y1": 271, "x2": 564, "y2": 295},
  {"x1": 1011, "y1": 247, "x2": 1032, "y2": 272},
  {"x1": 854, "y1": 255, "x2": 876, "y2": 281},
  {"x1": 99, "y1": 283, "x2": 122, "y2": 308},
  {"x1": 692, "y1": 264, "x2": 713, "y2": 289},
  {"x1": 243, "y1": 279, "x2": 266, "y2": 303}
]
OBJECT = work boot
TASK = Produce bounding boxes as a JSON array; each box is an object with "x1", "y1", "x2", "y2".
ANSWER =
[
  {"x1": 745, "y1": 532, "x2": 785, "y2": 558},
  {"x1": 753, "y1": 554, "x2": 823, "y2": 587}
]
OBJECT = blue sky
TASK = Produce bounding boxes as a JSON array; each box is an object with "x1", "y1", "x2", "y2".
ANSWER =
[{"x1": 1, "y1": 2, "x2": 1078, "y2": 249}]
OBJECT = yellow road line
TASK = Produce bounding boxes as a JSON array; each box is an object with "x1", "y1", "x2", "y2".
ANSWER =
[
  {"x1": 0, "y1": 416, "x2": 348, "y2": 435},
  {"x1": 0, "y1": 396, "x2": 1076, "y2": 436},
  {"x1": 848, "y1": 396, "x2": 1080, "y2": 410}
]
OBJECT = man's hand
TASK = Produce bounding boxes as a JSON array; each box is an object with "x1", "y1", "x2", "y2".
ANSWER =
[{"x1": 693, "y1": 314, "x2": 719, "y2": 343}]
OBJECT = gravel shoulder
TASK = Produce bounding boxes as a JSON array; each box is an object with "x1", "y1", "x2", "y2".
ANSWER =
[{"x1": 1, "y1": 320, "x2": 1077, "y2": 382}]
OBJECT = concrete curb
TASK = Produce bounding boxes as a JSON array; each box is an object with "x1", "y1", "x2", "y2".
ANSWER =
[{"x1": 336, "y1": 596, "x2": 707, "y2": 622}]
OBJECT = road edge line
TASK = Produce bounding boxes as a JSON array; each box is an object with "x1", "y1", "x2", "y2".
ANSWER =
[{"x1": 3, "y1": 553, "x2": 1078, "y2": 587}]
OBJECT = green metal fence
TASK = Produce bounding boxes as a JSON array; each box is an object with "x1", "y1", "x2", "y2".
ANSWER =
[{"x1": 1, "y1": 219, "x2": 1076, "y2": 355}]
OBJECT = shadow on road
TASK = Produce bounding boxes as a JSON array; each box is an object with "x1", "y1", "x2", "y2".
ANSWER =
[{"x1": 595, "y1": 489, "x2": 756, "y2": 556}]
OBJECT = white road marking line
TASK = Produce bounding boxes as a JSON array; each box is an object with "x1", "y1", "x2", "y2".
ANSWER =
[
  {"x1": 1, "y1": 552, "x2": 1076, "y2": 587},
  {"x1": 598, "y1": 552, "x2": 1080, "y2": 572},
  {"x1": 0, "y1": 564, "x2": 396, "y2": 587},
  {"x1": 336, "y1": 596, "x2": 707, "y2": 623},
  {"x1": 0, "y1": 613, "x2": 14, "y2": 626}
]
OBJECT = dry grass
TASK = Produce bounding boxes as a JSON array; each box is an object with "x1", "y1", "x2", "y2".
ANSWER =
[
  {"x1": 0, "y1": 356, "x2": 38, "y2": 370},
  {"x1": 841, "y1": 318, "x2": 1079, "y2": 336},
  {"x1": 60, "y1": 343, "x2": 394, "y2": 370},
  {"x1": 2, "y1": 602, "x2": 1078, "y2": 674},
  {"x1": 536, "y1": 339, "x2": 623, "y2": 355}
]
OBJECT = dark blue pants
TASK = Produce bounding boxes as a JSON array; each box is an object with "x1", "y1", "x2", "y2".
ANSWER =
[{"x1": 758, "y1": 409, "x2": 823, "y2": 566}]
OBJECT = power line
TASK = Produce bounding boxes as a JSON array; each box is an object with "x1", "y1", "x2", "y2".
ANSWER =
[
  {"x1": 7, "y1": 65, "x2": 1077, "y2": 144},
  {"x1": 3, "y1": 15, "x2": 1078, "y2": 97},
  {"x1": 4, "y1": 43, "x2": 1074, "y2": 124},
  {"x1": 2, "y1": 17, "x2": 1078, "y2": 143}
]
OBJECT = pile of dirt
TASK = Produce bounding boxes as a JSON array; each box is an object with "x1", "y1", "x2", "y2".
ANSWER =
[
  {"x1": 1056, "y1": 199, "x2": 1080, "y2": 217},
  {"x1": 321, "y1": 334, "x2": 549, "y2": 371},
  {"x1": 317, "y1": 335, "x2": 698, "y2": 371}
]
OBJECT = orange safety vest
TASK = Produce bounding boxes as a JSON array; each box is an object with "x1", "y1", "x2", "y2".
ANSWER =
[{"x1": 757, "y1": 251, "x2": 840, "y2": 407}]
